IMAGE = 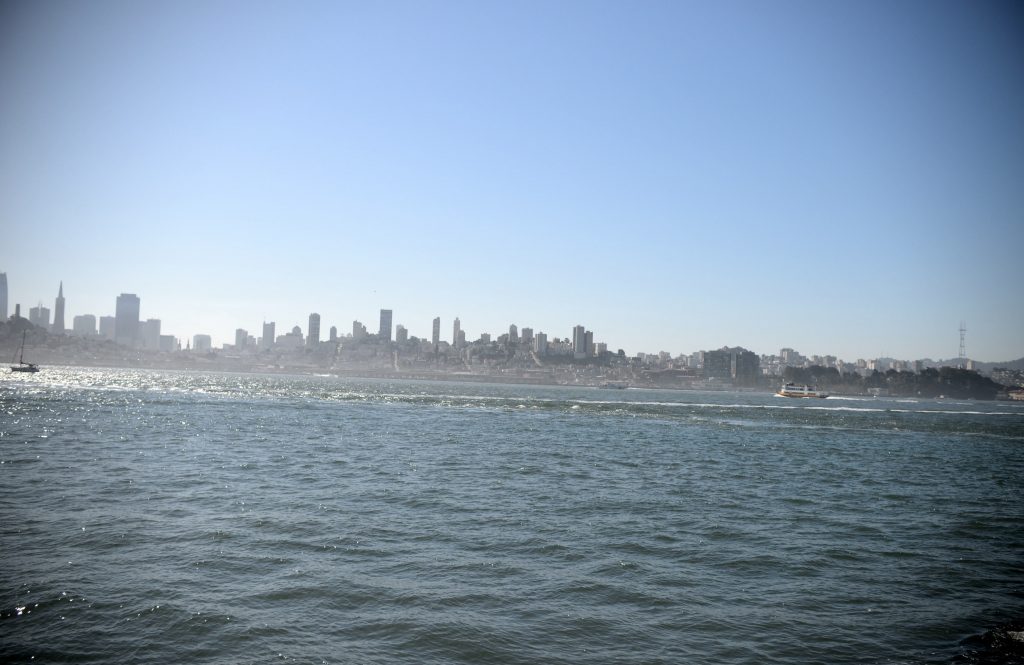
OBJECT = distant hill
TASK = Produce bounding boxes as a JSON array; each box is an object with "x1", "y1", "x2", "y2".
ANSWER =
[
  {"x1": 921, "y1": 357, "x2": 1024, "y2": 372},
  {"x1": 974, "y1": 357, "x2": 1024, "y2": 372}
]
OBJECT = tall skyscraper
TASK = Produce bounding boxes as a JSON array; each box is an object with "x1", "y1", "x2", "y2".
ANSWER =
[
  {"x1": 308, "y1": 313, "x2": 321, "y2": 346},
  {"x1": 379, "y1": 309, "x2": 392, "y2": 341},
  {"x1": 453, "y1": 317, "x2": 461, "y2": 347},
  {"x1": 235, "y1": 328, "x2": 248, "y2": 348},
  {"x1": 52, "y1": 282, "x2": 65, "y2": 333},
  {"x1": 329, "y1": 326, "x2": 338, "y2": 342},
  {"x1": 115, "y1": 293, "x2": 140, "y2": 346},
  {"x1": 572, "y1": 325, "x2": 588, "y2": 359},
  {"x1": 261, "y1": 321, "x2": 276, "y2": 350},
  {"x1": 0, "y1": 272, "x2": 7, "y2": 321},
  {"x1": 432, "y1": 317, "x2": 440, "y2": 346}
]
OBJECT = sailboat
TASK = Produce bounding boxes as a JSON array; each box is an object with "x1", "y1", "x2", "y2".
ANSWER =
[{"x1": 10, "y1": 332, "x2": 40, "y2": 373}]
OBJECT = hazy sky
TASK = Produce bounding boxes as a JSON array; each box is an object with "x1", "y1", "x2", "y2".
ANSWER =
[{"x1": 2, "y1": 0, "x2": 1022, "y2": 361}]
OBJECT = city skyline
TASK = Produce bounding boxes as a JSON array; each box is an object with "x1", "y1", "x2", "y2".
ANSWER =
[
  {"x1": 2, "y1": 2, "x2": 1022, "y2": 361},
  {"x1": 0, "y1": 272, "x2": 1017, "y2": 365}
]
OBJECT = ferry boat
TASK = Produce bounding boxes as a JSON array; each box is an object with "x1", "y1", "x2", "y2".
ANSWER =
[{"x1": 776, "y1": 383, "x2": 828, "y2": 398}]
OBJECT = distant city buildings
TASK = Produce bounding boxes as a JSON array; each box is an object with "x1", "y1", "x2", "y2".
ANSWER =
[
  {"x1": 73, "y1": 314, "x2": 97, "y2": 336},
  {"x1": 29, "y1": 304, "x2": 50, "y2": 329},
  {"x1": 236, "y1": 328, "x2": 248, "y2": 349},
  {"x1": 115, "y1": 293, "x2": 140, "y2": 347},
  {"x1": 140, "y1": 319, "x2": 161, "y2": 350},
  {"x1": 261, "y1": 321, "x2": 275, "y2": 350},
  {"x1": 308, "y1": 313, "x2": 320, "y2": 346},
  {"x1": 52, "y1": 282, "x2": 65, "y2": 334},
  {"x1": 379, "y1": 309, "x2": 392, "y2": 342},
  {"x1": 99, "y1": 316, "x2": 115, "y2": 340},
  {"x1": 192, "y1": 334, "x2": 212, "y2": 352},
  {"x1": 396, "y1": 324, "x2": 408, "y2": 343},
  {"x1": 453, "y1": 317, "x2": 461, "y2": 347},
  {"x1": 432, "y1": 317, "x2": 440, "y2": 346},
  {"x1": 0, "y1": 272, "x2": 7, "y2": 321}
]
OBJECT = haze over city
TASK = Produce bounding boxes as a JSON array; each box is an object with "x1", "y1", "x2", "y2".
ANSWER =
[{"x1": 2, "y1": 1, "x2": 1022, "y2": 361}]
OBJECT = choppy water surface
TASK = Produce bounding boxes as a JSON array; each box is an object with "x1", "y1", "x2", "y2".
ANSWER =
[{"x1": 2, "y1": 367, "x2": 1023, "y2": 664}]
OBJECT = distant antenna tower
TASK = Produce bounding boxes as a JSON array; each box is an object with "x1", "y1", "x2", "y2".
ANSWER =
[{"x1": 958, "y1": 321, "x2": 967, "y2": 368}]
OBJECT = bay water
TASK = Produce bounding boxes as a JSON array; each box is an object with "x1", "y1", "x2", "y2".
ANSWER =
[{"x1": 2, "y1": 368, "x2": 1022, "y2": 663}]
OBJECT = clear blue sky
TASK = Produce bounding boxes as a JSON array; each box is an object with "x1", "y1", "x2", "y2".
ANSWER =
[{"x1": 2, "y1": 0, "x2": 1022, "y2": 361}]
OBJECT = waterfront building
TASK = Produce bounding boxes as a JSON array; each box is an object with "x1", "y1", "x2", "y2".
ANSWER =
[
  {"x1": 432, "y1": 317, "x2": 440, "y2": 346},
  {"x1": 235, "y1": 328, "x2": 248, "y2": 349},
  {"x1": 52, "y1": 282, "x2": 65, "y2": 333},
  {"x1": 29, "y1": 305, "x2": 51, "y2": 329},
  {"x1": 99, "y1": 316, "x2": 116, "y2": 340},
  {"x1": 703, "y1": 347, "x2": 760, "y2": 386},
  {"x1": 379, "y1": 309, "x2": 392, "y2": 341},
  {"x1": 308, "y1": 313, "x2": 320, "y2": 346},
  {"x1": 261, "y1": 321, "x2": 276, "y2": 350},
  {"x1": 115, "y1": 293, "x2": 140, "y2": 347},
  {"x1": 72, "y1": 314, "x2": 97, "y2": 336},
  {"x1": 193, "y1": 334, "x2": 212, "y2": 352},
  {"x1": 396, "y1": 324, "x2": 408, "y2": 344},
  {"x1": 0, "y1": 272, "x2": 6, "y2": 320},
  {"x1": 140, "y1": 319, "x2": 161, "y2": 350}
]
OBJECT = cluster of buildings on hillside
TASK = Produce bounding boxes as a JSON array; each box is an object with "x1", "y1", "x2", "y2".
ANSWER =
[{"x1": 0, "y1": 274, "x2": 999, "y2": 384}]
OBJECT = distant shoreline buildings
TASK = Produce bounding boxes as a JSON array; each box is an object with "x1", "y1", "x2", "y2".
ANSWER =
[{"x1": 0, "y1": 272, "x2": 1010, "y2": 387}]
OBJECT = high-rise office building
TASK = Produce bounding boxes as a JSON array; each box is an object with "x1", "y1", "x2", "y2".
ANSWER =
[
  {"x1": 329, "y1": 326, "x2": 337, "y2": 342},
  {"x1": 308, "y1": 313, "x2": 321, "y2": 346},
  {"x1": 453, "y1": 317, "x2": 461, "y2": 347},
  {"x1": 73, "y1": 314, "x2": 97, "y2": 336},
  {"x1": 235, "y1": 328, "x2": 248, "y2": 349},
  {"x1": 521, "y1": 327, "x2": 534, "y2": 345},
  {"x1": 0, "y1": 272, "x2": 7, "y2": 321},
  {"x1": 29, "y1": 305, "x2": 50, "y2": 328},
  {"x1": 99, "y1": 316, "x2": 116, "y2": 340},
  {"x1": 509, "y1": 324, "x2": 518, "y2": 343},
  {"x1": 379, "y1": 309, "x2": 393, "y2": 341},
  {"x1": 115, "y1": 293, "x2": 140, "y2": 346},
  {"x1": 261, "y1": 321, "x2": 276, "y2": 350},
  {"x1": 52, "y1": 282, "x2": 65, "y2": 333},
  {"x1": 140, "y1": 319, "x2": 161, "y2": 350},
  {"x1": 396, "y1": 324, "x2": 408, "y2": 344},
  {"x1": 432, "y1": 317, "x2": 440, "y2": 346},
  {"x1": 193, "y1": 335, "x2": 212, "y2": 352},
  {"x1": 572, "y1": 325, "x2": 588, "y2": 358}
]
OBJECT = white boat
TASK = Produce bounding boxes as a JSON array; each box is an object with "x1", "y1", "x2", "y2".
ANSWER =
[
  {"x1": 776, "y1": 383, "x2": 827, "y2": 398},
  {"x1": 10, "y1": 332, "x2": 40, "y2": 373}
]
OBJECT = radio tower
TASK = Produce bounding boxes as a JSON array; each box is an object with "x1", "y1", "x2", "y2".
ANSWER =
[{"x1": 958, "y1": 321, "x2": 967, "y2": 369}]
